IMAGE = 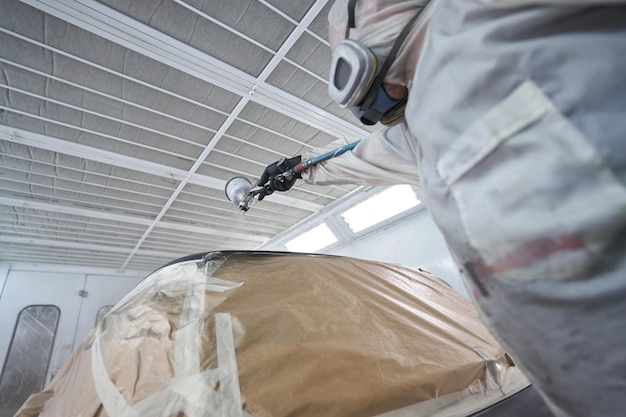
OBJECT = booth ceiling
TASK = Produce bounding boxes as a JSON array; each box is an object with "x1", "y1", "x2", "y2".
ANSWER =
[{"x1": 0, "y1": 0, "x2": 376, "y2": 271}]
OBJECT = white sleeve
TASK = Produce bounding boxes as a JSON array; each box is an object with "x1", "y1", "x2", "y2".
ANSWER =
[
  {"x1": 301, "y1": 122, "x2": 420, "y2": 186},
  {"x1": 480, "y1": 0, "x2": 626, "y2": 6}
]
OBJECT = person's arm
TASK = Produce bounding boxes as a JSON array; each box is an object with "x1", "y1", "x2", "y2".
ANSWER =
[
  {"x1": 302, "y1": 122, "x2": 420, "y2": 186},
  {"x1": 479, "y1": 0, "x2": 625, "y2": 6},
  {"x1": 254, "y1": 122, "x2": 419, "y2": 200}
]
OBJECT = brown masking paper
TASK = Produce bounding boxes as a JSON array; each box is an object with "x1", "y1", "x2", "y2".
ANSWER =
[{"x1": 16, "y1": 252, "x2": 528, "y2": 417}]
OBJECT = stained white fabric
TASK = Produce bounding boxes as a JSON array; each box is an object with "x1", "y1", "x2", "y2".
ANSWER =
[
  {"x1": 480, "y1": 0, "x2": 626, "y2": 6},
  {"x1": 301, "y1": 123, "x2": 419, "y2": 186},
  {"x1": 303, "y1": 1, "x2": 626, "y2": 416}
]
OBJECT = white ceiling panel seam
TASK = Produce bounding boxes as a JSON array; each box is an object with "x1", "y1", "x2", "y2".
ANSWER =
[
  {"x1": 162, "y1": 216, "x2": 293, "y2": 235},
  {"x1": 0, "y1": 213, "x2": 147, "y2": 232},
  {"x1": 2, "y1": 229, "x2": 143, "y2": 246},
  {"x1": 0, "y1": 58, "x2": 223, "y2": 135},
  {"x1": 0, "y1": 128, "x2": 324, "y2": 212},
  {"x1": 18, "y1": 0, "x2": 367, "y2": 139},
  {"x1": 0, "y1": 178, "x2": 169, "y2": 210},
  {"x1": 0, "y1": 91, "x2": 322, "y2": 178},
  {"x1": 2, "y1": 180, "x2": 169, "y2": 211},
  {"x1": 0, "y1": 254, "x2": 131, "y2": 267},
  {"x1": 1, "y1": 154, "x2": 175, "y2": 192},
  {"x1": 176, "y1": 0, "x2": 336, "y2": 231},
  {"x1": 1, "y1": 223, "x2": 144, "y2": 239},
  {"x1": 254, "y1": 0, "x2": 330, "y2": 47},
  {"x1": 0, "y1": 28, "x2": 234, "y2": 117},
  {"x1": 145, "y1": 228, "x2": 268, "y2": 243},
  {"x1": 282, "y1": 58, "x2": 328, "y2": 84},
  {"x1": 0, "y1": 181, "x2": 167, "y2": 205},
  {"x1": 161, "y1": 211, "x2": 290, "y2": 232},
  {"x1": 0, "y1": 160, "x2": 176, "y2": 196},
  {"x1": 0, "y1": 0, "x2": 384, "y2": 270},
  {"x1": 0, "y1": 235, "x2": 183, "y2": 257},
  {"x1": 0, "y1": 196, "x2": 156, "y2": 225},
  {"x1": 1, "y1": 2, "x2": 352, "y2": 205},
  {"x1": 0, "y1": 127, "x2": 225, "y2": 193},
  {"x1": 226, "y1": 120, "x2": 317, "y2": 149},
  {"x1": 0, "y1": 106, "x2": 199, "y2": 162},
  {"x1": 0, "y1": 224, "x2": 143, "y2": 238},
  {"x1": 159, "y1": 213, "x2": 283, "y2": 234},
  {"x1": 171, "y1": 0, "x2": 277, "y2": 55},
  {"x1": 0, "y1": 197, "x2": 267, "y2": 243},
  {"x1": 222, "y1": 132, "x2": 313, "y2": 154},
  {"x1": 0, "y1": 83, "x2": 210, "y2": 148}
]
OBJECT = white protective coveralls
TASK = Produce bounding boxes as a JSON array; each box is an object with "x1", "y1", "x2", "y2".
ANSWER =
[{"x1": 302, "y1": 1, "x2": 626, "y2": 416}]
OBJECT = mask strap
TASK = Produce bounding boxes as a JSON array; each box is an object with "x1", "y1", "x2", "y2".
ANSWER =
[
  {"x1": 361, "y1": 8, "x2": 423, "y2": 110},
  {"x1": 345, "y1": 0, "x2": 358, "y2": 39}
]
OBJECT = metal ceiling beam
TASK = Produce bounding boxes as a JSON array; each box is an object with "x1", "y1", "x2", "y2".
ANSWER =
[
  {"x1": 0, "y1": 197, "x2": 269, "y2": 243},
  {"x1": 0, "y1": 57, "x2": 221, "y2": 134},
  {"x1": 9, "y1": 0, "x2": 343, "y2": 270},
  {"x1": 117, "y1": 99, "x2": 248, "y2": 270},
  {"x1": 19, "y1": 0, "x2": 368, "y2": 140},
  {"x1": 0, "y1": 196, "x2": 154, "y2": 225},
  {"x1": 0, "y1": 126, "x2": 323, "y2": 212},
  {"x1": 116, "y1": 0, "x2": 333, "y2": 270},
  {"x1": 0, "y1": 31, "x2": 230, "y2": 118},
  {"x1": 0, "y1": 83, "x2": 209, "y2": 149},
  {"x1": 6, "y1": 262, "x2": 150, "y2": 276},
  {"x1": 0, "y1": 235, "x2": 179, "y2": 258},
  {"x1": 257, "y1": 0, "x2": 330, "y2": 47}
]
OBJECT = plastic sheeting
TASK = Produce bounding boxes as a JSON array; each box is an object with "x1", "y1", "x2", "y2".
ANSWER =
[{"x1": 15, "y1": 252, "x2": 529, "y2": 417}]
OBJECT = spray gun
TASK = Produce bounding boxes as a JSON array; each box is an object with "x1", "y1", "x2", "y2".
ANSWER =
[{"x1": 225, "y1": 140, "x2": 361, "y2": 211}]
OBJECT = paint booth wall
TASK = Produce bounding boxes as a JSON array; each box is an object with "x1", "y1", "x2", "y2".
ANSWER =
[
  {"x1": 320, "y1": 211, "x2": 469, "y2": 298},
  {"x1": 0, "y1": 264, "x2": 147, "y2": 417},
  {"x1": 257, "y1": 186, "x2": 468, "y2": 299}
]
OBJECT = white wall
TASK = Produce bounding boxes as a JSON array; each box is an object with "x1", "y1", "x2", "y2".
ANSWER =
[
  {"x1": 0, "y1": 263, "x2": 148, "y2": 388},
  {"x1": 260, "y1": 186, "x2": 469, "y2": 298},
  {"x1": 323, "y1": 210, "x2": 469, "y2": 297}
]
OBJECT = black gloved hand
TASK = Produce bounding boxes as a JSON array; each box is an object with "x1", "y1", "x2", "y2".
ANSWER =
[{"x1": 257, "y1": 156, "x2": 302, "y2": 201}]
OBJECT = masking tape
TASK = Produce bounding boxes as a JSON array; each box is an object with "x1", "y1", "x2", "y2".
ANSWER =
[
  {"x1": 91, "y1": 260, "x2": 246, "y2": 417},
  {"x1": 105, "y1": 260, "x2": 241, "y2": 319},
  {"x1": 464, "y1": 340, "x2": 501, "y2": 393},
  {"x1": 216, "y1": 312, "x2": 244, "y2": 417},
  {"x1": 132, "y1": 370, "x2": 220, "y2": 417},
  {"x1": 204, "y1": 276, "x2": 244, "y2": 293},
  {"x1": 464, "y1": 341, "x2": 496, "y2": 362},
  {"x1": 91, "y1": 315, "x2": 244, "y2": 417},
  {"x1": 91, "y1": 329, "x2": 140, "y2": 417},
  {"x1": 173, "y1": 266, "x2": 209, "y2": 377}
]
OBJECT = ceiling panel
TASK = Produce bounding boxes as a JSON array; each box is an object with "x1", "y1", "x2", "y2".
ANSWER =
[
  {"x1": 0, "y1": 0, "x2": 373, "y2": 272},
  {"x1": 98, "y1": 0, "x2": 290, "y2": 77}
]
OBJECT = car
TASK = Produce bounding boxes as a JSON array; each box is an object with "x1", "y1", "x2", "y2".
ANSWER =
[{"x1": 15, "y1": 251, "x2": 543, "y2": 417}]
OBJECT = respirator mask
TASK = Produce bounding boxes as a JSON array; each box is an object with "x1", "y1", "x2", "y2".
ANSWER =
[{"x1": 328, "y1": 0, "x2": 424, "y2": 125}]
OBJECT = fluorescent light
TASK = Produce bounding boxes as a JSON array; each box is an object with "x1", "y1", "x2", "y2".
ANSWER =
[
  {"x1": 341, "y1": 185, "x2": 421, "y2": 233},
  {"x1": 284, "y1": 223, "x2": 338, "y2": 253}
]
